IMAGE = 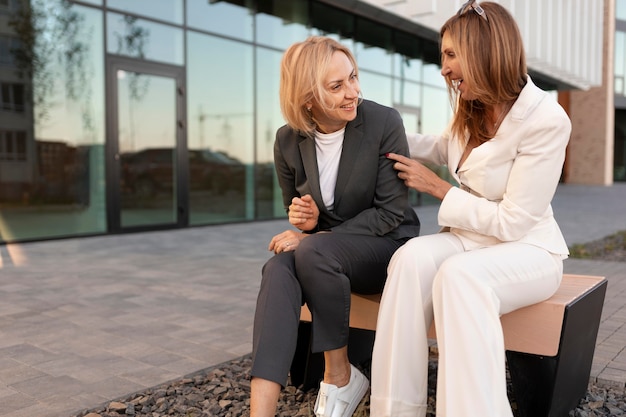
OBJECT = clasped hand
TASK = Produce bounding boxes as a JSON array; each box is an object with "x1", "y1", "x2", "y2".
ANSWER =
[{"x1": 268, "y1": 194, "x2": 319, "y2": 254}]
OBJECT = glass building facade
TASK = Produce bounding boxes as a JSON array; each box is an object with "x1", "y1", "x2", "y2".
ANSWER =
[{"x1": 0, "y1": 0, "x2": 455, "y2": 243}]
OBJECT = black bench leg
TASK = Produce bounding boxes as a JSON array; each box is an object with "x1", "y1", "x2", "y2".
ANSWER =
[
  {"x1": 290, "y1": 321, "x2": 324, "y2": 390},
  {"x1": 507, "y1": 280, "x2": 607, "y2": 417},
  {"x1": 290, "y1": 322, "x2": 376, "y2": 391}
]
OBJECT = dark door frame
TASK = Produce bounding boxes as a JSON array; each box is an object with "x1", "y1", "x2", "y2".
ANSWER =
[{"x1": 105, "y1": 55, "x2": 187, "y2": 233}]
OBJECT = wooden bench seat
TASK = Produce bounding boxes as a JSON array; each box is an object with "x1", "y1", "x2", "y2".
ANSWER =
[
  {"x1": 293, "y1": 273, "x2": 607, "y2": 417},
  {"x1": 301, "y1": 274, "x2": 605, "y2": 357}
]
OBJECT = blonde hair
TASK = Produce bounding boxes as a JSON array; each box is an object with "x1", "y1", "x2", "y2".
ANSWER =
[
  {"x1": 279, "y1": 36, "x2": 359, "y2": 137},
  {"x1": 441, "y1": 2, "x2": 527, "y2": 146}
]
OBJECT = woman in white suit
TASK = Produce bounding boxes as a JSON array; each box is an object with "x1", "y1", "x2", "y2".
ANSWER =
[{"x1": 370, "y1": 2, "x2": 571, "y2": 417}]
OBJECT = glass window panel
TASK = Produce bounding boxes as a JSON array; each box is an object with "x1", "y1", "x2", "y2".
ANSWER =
[
  {"x1": 394, "y1": 80, "x2": 421, "y2": 108},
  {"x1": 423, "y1": 62, "x2": 444, "y2": 86},
  {"x1": 0, "y1": 83, "x2": 25, "y2": 112},
  {"x1": 617, "y1": 32, "x2": 626, "y2": 95},
  {"x1": 117, "y1": 72, "x2": 178, "y2": 228},
  {"x1": 107, "y1": 0, "x2": 183, "y2": 24},
  {"x1": 618, "y1": 0, "x2": 626, "y2": 21},
  {"x1": 354, "y1": 19, "x2": 393, "y2": 74},
  {"x1": 13, "y1": 83, "x2": 24, "y2": 110},
  {"x1": 394, "y1": 31, "x2": 423, "y2": 63},
  {"x1": 394, "y1": 54, "x2": 422, "y2": 82},
  {"x1": 255, "y1": 46, "x2": 284, "y2": 219},
  {"x1": 422, "y1": 85, "x2": 450, "y2": 136},
  {"x1": 310, "y1": 2, "x2": 354, "y2": 38},
  {"x1": 187, "y1": 0, "x2": 253, "y2": 41},
  {"x1": 107, "y1": 12, "x2": 183, "y2": 65},
  {"x1": 0, "y1": 35, "x2": 19, "y2": 65},
  {"x1": 617, "y1": 77, "x2": 624, "y2": 96},
  {"x1": 360, "y1": 71, "x2": 392, "y2": 107},
  {"x1": 356, "y1": 42, "x2": 392, "y2": 74},
  {"x1": 187, "y1": 32, "x2": 254, "y2": 224},
  {"x1": 255, "y1": 0, "x2": 309, "y2": 49},
  {"x1": 1, "y1": 83, "x2": 9, "y2": 110},
  {"x1": 0, "y1": 2, "x2": 106, "y2": 243}
]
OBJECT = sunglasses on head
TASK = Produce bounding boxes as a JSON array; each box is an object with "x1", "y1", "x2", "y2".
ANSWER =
[{"x1": 457, "y1": 0, "x2": 488, "y2": 21}]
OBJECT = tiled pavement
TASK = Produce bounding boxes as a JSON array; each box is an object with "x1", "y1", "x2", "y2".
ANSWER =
[{"x1": 0, "y1": 183, "x2": 625, "y2": 417}]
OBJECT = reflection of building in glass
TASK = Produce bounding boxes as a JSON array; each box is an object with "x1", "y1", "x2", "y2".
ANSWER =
[{"x1": 0, "y1": 0, "x2": 612, "y2": 244}]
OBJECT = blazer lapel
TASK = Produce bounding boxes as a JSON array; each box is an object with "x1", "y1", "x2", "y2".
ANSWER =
[
  {"x1": 333, "y1": 111, "x2": 364, "y2": 208},
  {"x1": 299, "y1": 136, "x2": 325, "y2": 208}
]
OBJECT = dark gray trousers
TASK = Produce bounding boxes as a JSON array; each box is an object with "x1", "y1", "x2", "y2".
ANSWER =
[{"x1": 250, "y1": 232, "x2": 404, "y2": 386}]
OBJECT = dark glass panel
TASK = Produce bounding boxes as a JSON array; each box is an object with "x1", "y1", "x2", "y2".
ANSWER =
[
  {"x1": 255, "y1": 0, "x2": 309, "y2": 49},
  {"x1": 187, "y1": 31, "x2": 254, "y2": 224},
  {"x1": 310, "y1": 2, "x2": 354, "y2": 38},
  {"x1": 255, "y1": 47, "x2": 283, "y2": 219},
  {"x1": 0, "y1": 1, "x2": 105, "y2": 243},
  {"x1": 117, "y1": 71, "x2": 178, "y2": 228}
]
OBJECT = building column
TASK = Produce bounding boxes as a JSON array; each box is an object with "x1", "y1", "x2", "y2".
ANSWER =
[{"x1": 564, "y1": 0, "x2": 615, "y2": 185}]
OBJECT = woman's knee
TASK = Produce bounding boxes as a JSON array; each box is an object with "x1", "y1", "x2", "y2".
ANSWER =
[
  {"x1": 293, "y1": 236, "x2": 339, "y2": 278},
  {"x1": 260, "y1": 254, "x2": 300, "y2": 297}
]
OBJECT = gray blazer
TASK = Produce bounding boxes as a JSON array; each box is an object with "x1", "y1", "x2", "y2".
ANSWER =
[{"x1": 273, "y1": 99, "x2": 420, "y2": 241}]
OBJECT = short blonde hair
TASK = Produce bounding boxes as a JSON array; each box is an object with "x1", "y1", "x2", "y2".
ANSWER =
[
  {"x1": 279, "y1": 36, "x2": 359, "y2": 137},
  {"x1": 441, "y1": 2, "x2": 527, "y2": 145}
]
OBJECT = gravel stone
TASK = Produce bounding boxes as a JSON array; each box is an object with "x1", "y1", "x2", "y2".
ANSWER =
[{"x1": 72, "y1": 354, "x2": 625, "y2": 417}]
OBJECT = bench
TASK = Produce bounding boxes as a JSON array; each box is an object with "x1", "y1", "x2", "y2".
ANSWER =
[{"x1": 290, "y1": 274, "x2": 607, "y2": 417}]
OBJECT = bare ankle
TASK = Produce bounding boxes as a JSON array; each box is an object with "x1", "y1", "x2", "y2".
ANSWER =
[{"x1": 323, "y1": 364, "x2": 351, "y2": 387}]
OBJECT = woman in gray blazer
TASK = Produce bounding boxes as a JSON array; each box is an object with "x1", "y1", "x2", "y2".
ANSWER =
[
  {"x1": 250, "y1": 36, "x2": 420, "y2": 417},
  {"x1": 371, "y1": 2, "x2": 572, "y2": 417}
]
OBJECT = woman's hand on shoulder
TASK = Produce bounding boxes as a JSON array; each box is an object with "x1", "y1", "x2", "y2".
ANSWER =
[
  {"x1": 386, "y1": 152, "x2": 452, "y2": 201},
  {"x1": 288, "y1": 194, "x2": 319, "y2": 232}
]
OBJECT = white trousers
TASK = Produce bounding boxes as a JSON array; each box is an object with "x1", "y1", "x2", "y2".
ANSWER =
[{"x1": 370, "y1": 233, "x2": 563, "y2": 417}]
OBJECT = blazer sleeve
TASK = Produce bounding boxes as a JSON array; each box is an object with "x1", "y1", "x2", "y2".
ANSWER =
[{"x1": 273, "y1": 125, "x2": 299, "y2": 212}]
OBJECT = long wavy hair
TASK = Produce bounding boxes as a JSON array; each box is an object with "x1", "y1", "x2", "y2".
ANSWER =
[
  {"x1": 279, "y1": 36, "x2": 360, "y2": 137},
  {"x1": 441, "y1": 2, "x2": 527, "y2": 146}
]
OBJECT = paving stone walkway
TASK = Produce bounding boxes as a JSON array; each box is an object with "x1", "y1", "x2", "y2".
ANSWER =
[{"x1": 0, "y1": 183, "x2": 624, "y2": 417}]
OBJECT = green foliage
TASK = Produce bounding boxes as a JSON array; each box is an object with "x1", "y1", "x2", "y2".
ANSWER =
[{"x1": 569, "y1": 230, "x2": 626, "y2": 260}]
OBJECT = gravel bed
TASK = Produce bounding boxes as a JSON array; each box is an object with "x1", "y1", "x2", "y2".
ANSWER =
[
  {"x1": 73, "y1": 353, "x2": 625, "y2": 417},
  {"x1": 75, "y1": 233, "x2": 626, "y2": 417}
]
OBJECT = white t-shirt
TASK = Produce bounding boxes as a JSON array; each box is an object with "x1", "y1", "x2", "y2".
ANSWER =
[{"x1": 315, "y1": 128, "x2": 345, "y2": 211}]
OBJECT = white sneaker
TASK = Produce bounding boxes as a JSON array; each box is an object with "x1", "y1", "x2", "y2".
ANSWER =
[{"x1": 314, "y1": 364, "x2": 369, "y2": 417}]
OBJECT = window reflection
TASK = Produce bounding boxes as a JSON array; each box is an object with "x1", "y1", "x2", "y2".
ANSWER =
[
  {"x1": 0, "y1": 0, "x2": 453, "y2": 243},
  {"x1": 187, "y1": 0, "x2": 253, "y2": 41},
  {"x1": 187, "y1": 31, "x2": 254, "y2": 224},
  {"x1": 360, "y1": 71, "x2": 392, "y2": 107},
  {"x1": 256, "y1": 0, "x2": 309, "y2": 49},
  {"x1": 394, "y1": 55, "x2": 422, "y2": 82},
  {"x1": 107, "y1": 12, "x2": 184, "y2": 65},
  {"x1": 107, "y1": 0, "x2": 183, "y2": 24},
  {"x1": 256, "y1": 47, "x2": 284, "y2": 219},
  {"x1": 0, "y1": 1, "x2": 105, "y2": 242},
  {"x1": 618, "y1": 0, "x2": 626, "y2": 21},
  {"x1": 394, "y1": 80, "x2": 421, "y2": 109}
]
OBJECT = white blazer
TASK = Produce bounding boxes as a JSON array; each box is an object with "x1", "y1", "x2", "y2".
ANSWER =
[{"x1": 408, "y1": 76, "x2": 571, "y2": 257}]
